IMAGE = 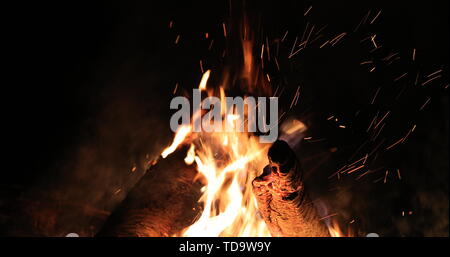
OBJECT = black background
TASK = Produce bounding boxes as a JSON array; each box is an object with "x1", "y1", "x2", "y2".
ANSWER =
[{"x1": 1, "y1": 0, "x2": 448, "y2": 236}]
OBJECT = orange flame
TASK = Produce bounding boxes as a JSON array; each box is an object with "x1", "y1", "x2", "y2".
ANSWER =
[
  {"x1": 158, "y1": 18, "x2": 347, "y2": 236},
  {"x1": 161, "y1": 125, "x2": 192, "y2": 158},
  {"x1": 161, "y1": 69, "x2": 271, "y2": 236}
]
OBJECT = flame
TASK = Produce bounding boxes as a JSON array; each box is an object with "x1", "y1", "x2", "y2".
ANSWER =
[
  {"x1": 326, "y1": 219, "x2": 352, "y2": 237},
  {"x1": 161, "y1": 125, "x2": 192, "y2": 158},
  {"x1": 327, "y1": 220, "x2": 344, "y2": 237},
  {"x1": 158, "y1": 17, "x2": 346, "y2": 235},
  {"x1": 199, "y1": 70, "x2": 211, "y2": 90},
  {"x1": 181, "y1": 131, "x2": 271, "y2": 237},
  {"x1": 161, "y1": 68, "x2": 272, "y2": 236}
]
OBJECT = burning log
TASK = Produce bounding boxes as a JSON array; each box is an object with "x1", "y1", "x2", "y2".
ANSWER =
[
  {"x1": 97, "y1": 147, "x2": 202, "y2": 237},
  {"x1": 252, "y1": 140, "x2": 331, "y2": 237}
]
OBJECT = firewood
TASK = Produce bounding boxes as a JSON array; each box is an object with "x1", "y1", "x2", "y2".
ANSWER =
[
  {"x1": 97, "y1": 147, "x2": 202, "y2": 236},
  {"x1": 252, "y1": 140, "x2": 331, "y2": 237}
]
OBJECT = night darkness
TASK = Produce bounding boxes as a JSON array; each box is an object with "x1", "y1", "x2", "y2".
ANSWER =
[{"x1": 2, "y1": 0, "x2": 448, "y2": 237}]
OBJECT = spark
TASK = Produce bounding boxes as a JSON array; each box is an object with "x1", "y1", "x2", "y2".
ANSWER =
[
  {"x1": 370, "y1": 45, "x2": 383, "y2": 53},
  {"x1": 307, "y1": 138, "x2": 327, "y2": 143},
  {"x1": 288, "y1": 47, "x2": 303, "y2": 59},
  {"x1": 356, "y1": 169, "x2": 373, "y2": 180},
  {"x1": 387, "y1": 56, "x2": 401, "y2": 66},
  {"x1": 370, "y1": 10, "x2": 382, "y2": 24},
  {"x1": 427, "y1": 69, "x2": 442, "y2": 78},
  {"x1": 394, "y1": 72, "x2": 408, "y2": 82},
  {"x1": 222, "y1": 22, "x2": 227, "y2": 37},
  {"x1": 421, "y1": 75, "x2": 442, "y2": 86},
  {"x1": 354, "y1": 10, "x2": 372, "y2": 32},
  {"x1": 281, "y1": 30, "x2": 289, "y2": 42},
  {"x1": 341, "y1": 154, "x2": 366, "y2": 172},
  {"x1": 320, "y1": 40, "x2": 329, "y2": 48},
  {"x1": 395, "y1": 85, "x2": 408, "y2": 100},
  {"x1": 346, "y1": 165, "x2": 365, "y2": 174},
  {"x1": 319, "y1": 213, "x2": 338, "y2": 221},
  {"x1": 383, "y1": 170, "x2": 389, "y2": 183},
  {"x1": 367, "y1": 111, "x2": 379, "y2": 132},
  {"x1": 360, "y1": 60, "x2": 373, "y2": 65},
  {"x1": 368, "y1": 138, "x2": 386, "y2": 157},
  {"x1": 173, "y1": 83, "x2": 179, "y2": 94},
  {"x1": 300, "y1": 22, "x2": 309, "y2": 43},
  {"x1": 370, "y1": 34, "x2": 377, "y2": 48},
  {"x1": 330, "y1": 33, "x2": 347, "y2": 46},
  {"x1": 305, "y1": 25, "x2": 315, "y2": 45},
  {"x1": 260, "y1": 44, "x2": 264, "y2": 59},
  {"x1": 374, "y1": 111, "x2": 390, "y2": 130},
  {"x1": 401, "y1": 128, "x2": 413, "y2": 144},
  {"x1": 382, "y1": 52, "x2": 399, "y2": 62},
  {"x1": 328, "y1": 170, "x2": 340, "y2": 179},
  {"x1": 419, "y1": 97, "x2": 431, "y2": 111},
  {"x1": 385, "y1": 138, "x2": 403, "y2": 150},
  {"x1": 362, "y1": 10, "x2": 372, "y2": 24},
  {"x1": 304, "y1": 6, "x2": 313, "y2": 16},
  {"x1": 371, "y1": 87, "x2": 381, "y2": 104},
  {"x1": 274, "y1": 57, "x2": 280, "y2": 71},
  {"x1": 363, "y1": 154, "x2": 369, "y2": 164},
  {"x1": 372, "y1": 123, "x2": 385, "y2": 141},
  {"x1": 200, "y1": 60, "x2": 204, "y2": 73},
  {"x1": 360, "y1": 35, "x2": 372, "y2": 43},
  {"x1": 290, "y1": 36, "x2": 298, "y2": 56},
  {"x1": 289, "y1": 86, "x2": 301, "y2": 108},
  {"x1": 414, "y1": 72, "x2": 420, "y2": 86},
  {"x1": 315, "y1": 24, "x2": 328, "y2": 35}
]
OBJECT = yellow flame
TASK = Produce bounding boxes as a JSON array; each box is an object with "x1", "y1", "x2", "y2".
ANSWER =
[
  {"x1": 327, "y1": 220, "x2": 347, "y2": 237},
  {"x1": 161, "y1": 125, "x2": 192, "y2": 158},
  {"x1": 181, "y1": 130, "x2": 271, "y2": 237},
  {"x1": 199, "y1": 70, "x2": 211, "y2": 90},
  {"x1": 158, "y1": 19, "x2": 346, "y2": 235},
  {"x1": 184, "y1": 144, "x2": 196, "y2": 165},
  {"x1": 161, "y1": 68, "x2": 271, "y2": 236}
]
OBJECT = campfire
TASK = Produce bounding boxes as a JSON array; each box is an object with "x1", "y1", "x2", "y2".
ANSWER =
[
  {"x1": 2, "y1": 0, "x2": 447, "y2": 239},
  {"x1": 98, "y1": 17, "x2": 344, "y2": 237}
]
